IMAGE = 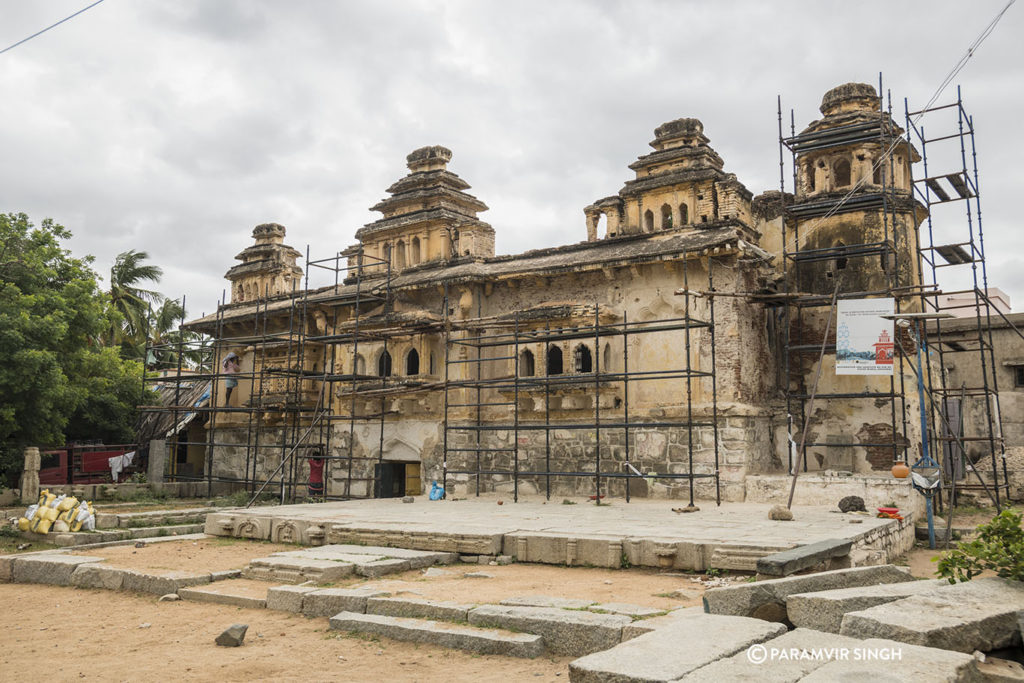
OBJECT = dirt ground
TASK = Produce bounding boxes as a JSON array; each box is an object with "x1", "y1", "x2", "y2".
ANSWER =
[
  {"x1": 71, "y1": 538, "x2": 297, "y2": 574},
  {"x1": 0, "y1": 583, "x2": 572, "y2": 682},
  {"x1": 5, "y1": 539, "x2": 715, "y2": 681}
]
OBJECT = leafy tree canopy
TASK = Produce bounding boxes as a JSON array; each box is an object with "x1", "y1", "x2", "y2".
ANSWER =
[{"x1": 0, "y1": 213, "x2": 152, "y2": 484}]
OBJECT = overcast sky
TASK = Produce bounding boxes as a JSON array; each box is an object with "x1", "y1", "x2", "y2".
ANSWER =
[{"x1": 2, "y1": 1, "x2": 1021, "y2": 318}]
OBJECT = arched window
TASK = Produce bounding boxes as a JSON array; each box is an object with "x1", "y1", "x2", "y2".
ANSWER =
[
  {"x1": 429, "y1": 351, "x2": 435, "y2": 375},
  {"x1": 574, "y1": 345, "x2": 593, "y2": 373},
  {"x1": 603, "y1": 343, "x2": 611, "y2": 372},
  {"x1": 395, "y1": 240, "x2": 407, "y2": 269},
  {"x1": 834, "y1": 158, "x2": 851, "y2": 188},
  {"x1": 547, "y1": 346, "x2": 563, "y2": 376},
  {"x1": 377, "y1": 350, "x2": 392, "y2": 377},
  {"x1": 406, "y1": 348, "x2": 419, "y2": 375},
  {"x1": 644, "y1": 209, "x2": 654, "y2": 232},
  {"x1": 660, "y1": 204, "x2": 673, "y2": 230},
  {"x1": 411, "y1": 237, "x2": 421, "y2": 264},
  {"x1": 807, "y1": 162, "x2": 816, "y2": 192},
  {"x1": 354, "y1": 354, "x2": 366, "y2": 376},
  {"x1": 873, "y1": 163, "x2": 883, "y2": 185},
  {"x1": 678, "y1": 203, "x2": 688, "y2": 225},
  {"x1": 597, "y1": 213, "x2": 607, "y2": 239},
  {"x1": 520, "y1": 349, "x2": 535, "y2": 377}
]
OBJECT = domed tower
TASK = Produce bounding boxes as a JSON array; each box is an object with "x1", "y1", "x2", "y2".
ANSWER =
[
  {"x1": 786, "y1": 82, "x2": 923, "y2": 295},
  {"x1": 352, "y1": 145, "x2": 493, "y2": 274},
  {"x1": 225, "y1": 223, "x2": 302, "y2": 303},
  {"x1": 584, "y1": 117, "x2": 754, "y2": 242}
]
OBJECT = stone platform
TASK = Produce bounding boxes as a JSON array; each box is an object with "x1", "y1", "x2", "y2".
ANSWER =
[{"x1": 204, "y1": 496, "x2": 913, "y2": 571}]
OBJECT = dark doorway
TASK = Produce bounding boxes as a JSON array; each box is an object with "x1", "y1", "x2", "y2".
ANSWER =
[{"x1": 373, "y1": 461, "x2": 422, "y2": 498}]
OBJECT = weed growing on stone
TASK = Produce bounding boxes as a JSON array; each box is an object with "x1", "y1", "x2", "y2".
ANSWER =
[{"x1": 935, "y1": 509, "x2": 1024, "y2": 583}]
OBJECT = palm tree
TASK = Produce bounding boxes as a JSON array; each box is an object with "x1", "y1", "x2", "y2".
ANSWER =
[
  {"x1": 145, "y1": 297, "x2": 204, "y2": 369},
  {"x1": 107, "y1": 250, "x2": 162, "y2": 347}
]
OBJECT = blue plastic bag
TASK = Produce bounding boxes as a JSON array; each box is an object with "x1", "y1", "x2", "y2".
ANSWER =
[{"x1": 429, "y1": 480, "x2": 444, "y2": 500}]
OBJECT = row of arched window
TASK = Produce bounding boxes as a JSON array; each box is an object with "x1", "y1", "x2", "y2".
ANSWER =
[
  {"x1": 519, "y1": 343, "x2": 609, "y2": 377},
  {"x1": 355, "y1": 348, "x2": 433, "y2": 378},
  {"x1": 390, "y1": 237, "x2": 423, "y2": 270},
  {"x1": 642, "y1": 202, "x2": 691, "y2": 232}
]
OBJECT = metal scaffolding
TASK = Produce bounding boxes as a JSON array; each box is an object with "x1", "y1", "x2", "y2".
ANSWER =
[
  {"x1": 907, "y1": 87, "x2": 1015, "y2": 508},
  {"x1": 441, "y1": 253, "x2": 722, "y2": 506},
  {"x1": 775, "y1": 75, "x2": 913, "y2": 477}
]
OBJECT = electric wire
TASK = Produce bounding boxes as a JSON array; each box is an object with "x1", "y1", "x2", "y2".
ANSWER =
[{"x1": 0, "y1": 0, "x2": 107, "y2": 57}]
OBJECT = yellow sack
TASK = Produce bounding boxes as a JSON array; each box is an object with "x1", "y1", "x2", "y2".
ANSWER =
[
  {"x1": 30, "y1": 517, "x2": 52, "y2": 535},
  {"x1": 59, "y1": 508, "x2": 76, "y2": 525},
  {"x1": 41, "y1": 492, "x2": 56, "y2": 509},
  {"x1": 41, "y1": 507, "x2": 58, "y2": 522},
  {"x1": 37, "y1": 489, "x2": 49, "y2": 507},
  {"x1": 57, "y1": 496, "x2": 78, "y2": 512},
  {"x1": 17, "y1": 517, "x2": 30, "y2": 532}
]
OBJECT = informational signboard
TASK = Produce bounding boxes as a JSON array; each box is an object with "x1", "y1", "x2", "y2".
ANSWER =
[{"x1": 835, "y1": 298, "x2": 895, "y2": 375}]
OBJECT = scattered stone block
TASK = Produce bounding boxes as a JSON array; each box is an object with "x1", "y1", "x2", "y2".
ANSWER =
[
  {"x1": 158, "y1": 593, "x2": 179, "y2": 602},
  {"x1": 495, "y1": 555, "x2": 514, "y2": 565},
  {"x1": 329, "y1": 611, "x2": 544, "y2": 658},
  {"x1": 265, "y1": 584, "x2": 318, "y2": 613},
  {"x1": 12, "y1": 555, "x2": 105, "y2": 586},
  {"x1": 121, "y1": 571, "x2": 212, "y2": 596},
  {"x1": 501, "y1": 595, "x2": 595, "y2": 610},
  {"x1": 355, "y1": 558, "x2": 411, "y2": 578},
  {"x1": 621, "y1": 607, "x2": 704, "y2": 640},
  {"x1": 464, "y1": 571, "x2": 493, "y2": 579},
  {"x1": 839, "y1": 577, "x2": 1024, "y2": 653},
  {"x1": 0, "y1": 554, "x2": 16, "y2": 582},
  {"x1": 459, "y1": 555, "x2": 480, "y2": 564},
  {"x1": 568, "y1": 613, "x2": 786, "y2": 682},
  {"x1": 469, "y1": 604, "x2": 631, "y2": 656},
  {"x1": 245, "y1": 557, "x2": 355, "y2": 584},
  {"x1": 703, "y1": 564, "x2": 914, "y2": 621},
  {"x1": 215, "y1": 623, "x2": 248, "y2": 647},
  {"x1": 755, "y1": 538, "x2": 853, "y2": 577},
  {"x1": 366, "y1": 597, "x2": 475, "y2": 622},
  {"x1": 787, "y1": 578, "x2": 947, "y2": 633},
  {"x1": 683, "y1": 627, "x2": 864, "y2": 682},
  {"x1": 302, "y1": 587, "x2": 390, "y2": 618},
  {"x1": 801, "y1": 638, "x2": 980, "y2": 682},
  {"x1": 768, "y1": 505, "x2": 793, "y2": 521},
  {"x1": 70, "y1": 564, "x2": 130, "y2": 591},
  {"x1": 976, "y1": 656, "x2": 1024, "y2": 681},
  {"x1": 179, "y1": 587, "x2": 267, "y2": 609}
]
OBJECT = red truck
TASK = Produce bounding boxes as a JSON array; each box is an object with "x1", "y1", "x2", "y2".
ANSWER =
[{"x1": 38, "y1": 444, "x2": 140, "y2": 485}]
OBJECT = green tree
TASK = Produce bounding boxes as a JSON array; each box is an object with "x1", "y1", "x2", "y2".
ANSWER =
[
  {"x1": 106, "y1": 249, "x2": 162, "y2": 349},
  {"x1": 0, "y1": 213, "x2": 151, "y2": 485}
]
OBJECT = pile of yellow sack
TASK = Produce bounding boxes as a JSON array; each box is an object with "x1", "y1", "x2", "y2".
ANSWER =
[{"x1": 16, "y1": 490, "x2": 96, "y2": 535}]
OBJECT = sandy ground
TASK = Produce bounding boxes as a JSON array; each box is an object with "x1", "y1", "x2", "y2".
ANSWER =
[
  {"x1": 0, "y1": 583, "x2": 572, "y2": 682},
  {"x1": 68, "y1": 538, "x2": 716, "y2": 609},
  {"x1": 353, "y1": 564, "x2": 706, "y2": 610},
  {"x1": 71, "y1": 538, "x2": 297, "y2": 573}
]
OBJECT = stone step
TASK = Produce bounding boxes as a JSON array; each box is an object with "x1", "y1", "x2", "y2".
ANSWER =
[
  {"x1": 243, "y1": 557, "x2": 355, "y2": 584},
  {"x1": 43, "y1": 524, "x2": 205, "y2": 547},
  {"x1": 787, "y1": 579, "x2": 948, "y2": 633},
  {"x1": 468, "y1": 604, "x2": 632, "y2": 657},
  {"x1": 703, "y1": 564, "x2": 915, "y2": 621},
  {"x1": 568, "y1": 613, "x2": 787, "y2": 682},
  {"x1": 839, "y1": 576, "x2": 1024, "y2": 654},
  {"x1": 178, "y1": 582, "x2": 268, "y2": 609},
  {"x1": 367, "y1": 597, "x2": 476, "y2": 622},
  {"x1": 301, "y1": 587, "x2": 391, "y2": 617},
  {"x1": 329, "y1": 611, "x2": 545, "y2": 658}
]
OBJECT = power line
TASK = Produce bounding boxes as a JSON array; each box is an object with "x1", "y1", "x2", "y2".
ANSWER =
[
  {"x1": 0, "y1": 0, "x2": 107, "y2": 57},
  {"x1": 784, "y1": 0, "x2": 1016, "y2": 251}
]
